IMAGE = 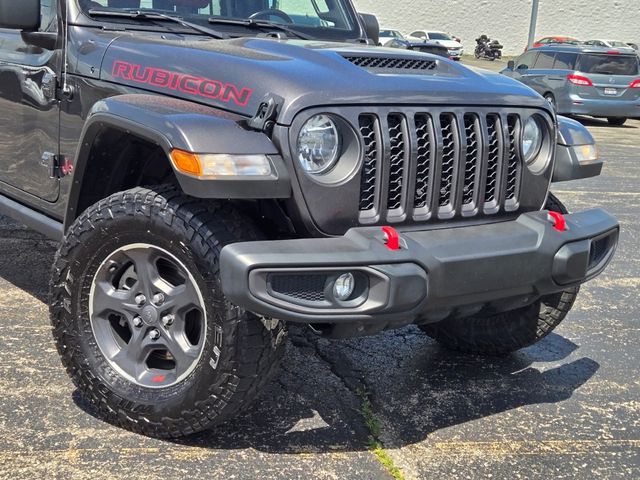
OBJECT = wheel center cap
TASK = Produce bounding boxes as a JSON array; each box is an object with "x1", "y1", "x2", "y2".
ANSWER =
[{"x1": 141, "y1": 305, "x2": 159, "y2": 325}]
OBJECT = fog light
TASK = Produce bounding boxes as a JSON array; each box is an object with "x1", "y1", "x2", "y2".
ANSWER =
[{"x1": 333, "y1": 273, "x2": 355, "y2": 301}]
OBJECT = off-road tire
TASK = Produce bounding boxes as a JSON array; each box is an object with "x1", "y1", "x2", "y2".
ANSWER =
[
  {"x1": 419, "y1": 193, "x2": 579, "y2": 355},
  {"x1": 607, "y1": 117, "x2": 627, "y2": 126},
  {"x1": 50, "y1": 186, "x2": 286, "y2": 438}
]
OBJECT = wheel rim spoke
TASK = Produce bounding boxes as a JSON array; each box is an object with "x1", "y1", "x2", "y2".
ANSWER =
[
  {"x1": 164, "y1": 329, "x2": 200, "y2": 374},
  {"x1": 111, "y1": 328, "x2": 145, "y2": 365},
  {"x1": 124, "y1": 249, "x2": 162, "y2": 299},
  {"x1": 92, "y1": 280, "x2": 136, "y2": 317},
  {"x1": 165, "y1": 281, "x2": 202, "y2": 313}
]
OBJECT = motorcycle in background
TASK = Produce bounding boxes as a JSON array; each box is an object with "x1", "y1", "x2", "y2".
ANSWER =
[{"x1": 475, "y1": 35, "x2": 503, "y2": 61}]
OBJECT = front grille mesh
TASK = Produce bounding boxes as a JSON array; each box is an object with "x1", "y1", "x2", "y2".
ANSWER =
[
  {"x1": 270, "y1": 275, "x2": 327, "y2": 303},
  {"x1": 358, "y1": 111, "x2": 523, "y2": 222}
]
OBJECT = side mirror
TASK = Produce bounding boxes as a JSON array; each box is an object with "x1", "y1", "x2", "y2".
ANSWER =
[
  {"x1": 358, "y1": 13, "x2": 379, "y2": 46},
  {"x1": 0, "y1": 0, "x2": 40, "y2": 31},
  {"x1": 507, "y1": 60, "x2": 516, "y2": 70}
]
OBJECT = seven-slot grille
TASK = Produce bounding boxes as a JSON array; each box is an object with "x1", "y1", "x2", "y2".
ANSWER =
[{"x1": 358, "y1": 111, "x2": 522, "y2": 223}]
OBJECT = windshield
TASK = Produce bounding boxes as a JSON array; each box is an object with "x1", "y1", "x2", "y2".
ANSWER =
[
  {"x1": 578, "y1": 54, "x2": 639, "y2": 75},
  {"x1": 80, "y1": 0, "x2": 358, "y2": 36},
  {"x1": 428, "y1": 32, "x2": 452, "y2": 41},
  {"x1": 380, "y1": 30, "x2": 402, "y2": 38}
]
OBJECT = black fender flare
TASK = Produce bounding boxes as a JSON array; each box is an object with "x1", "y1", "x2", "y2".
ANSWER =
[
  {"x1": 65, "y1": 94, "x2": 291, "y2": 228},
  {"x1": 553, "y1": 115, "x2": 603, "y2": 183}
]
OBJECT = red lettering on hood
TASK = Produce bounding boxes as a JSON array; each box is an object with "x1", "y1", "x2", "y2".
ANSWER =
[{"x1": 111, "y1": 60, "x2": 253, "y2": 107}]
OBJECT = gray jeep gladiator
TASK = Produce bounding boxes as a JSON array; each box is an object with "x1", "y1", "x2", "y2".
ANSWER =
[{"x1": 0, "y1": 0, "x2": 618, "y2": 438}]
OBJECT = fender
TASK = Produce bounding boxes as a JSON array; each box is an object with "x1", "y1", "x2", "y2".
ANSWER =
[
  {"x1": 553, "y1": 115, "x2": 603, "y2": 183},
  {"x1": 65, "y1": 94, "x2": 291, "y2": 229}
]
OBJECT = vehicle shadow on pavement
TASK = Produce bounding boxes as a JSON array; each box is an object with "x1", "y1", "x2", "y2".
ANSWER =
[
  {"x1": 0, "y1": 222, "x2": 56, "y2": 304},
  {"x1": 76, "y1": 326, "x2": 599, "y2": 454}
]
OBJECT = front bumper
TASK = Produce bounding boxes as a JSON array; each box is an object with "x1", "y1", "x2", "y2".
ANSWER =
[{"x1": 221, "y1": 209, "x2": 618, "y2": 337}]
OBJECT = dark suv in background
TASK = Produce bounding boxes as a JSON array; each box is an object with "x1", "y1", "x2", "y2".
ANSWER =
[{"x1": 502, "y1": 45, "x2": 640, "y2": 125}]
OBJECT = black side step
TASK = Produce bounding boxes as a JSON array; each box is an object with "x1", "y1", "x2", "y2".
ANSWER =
[{"x1": 0, "y1": 194, "x2": 63, "y2": 240}]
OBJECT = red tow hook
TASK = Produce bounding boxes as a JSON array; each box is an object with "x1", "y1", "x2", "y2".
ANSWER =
[
  {"x1": 381, "y1": 226, "x2": 401, "y2": 250},
  {"x1": 548, "y1": 211, "x2": 567, "y2": 232}
]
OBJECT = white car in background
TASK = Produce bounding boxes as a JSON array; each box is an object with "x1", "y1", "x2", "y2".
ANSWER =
[
  {"x1": 584, "y1": 39, "x2": 636, "y2": 51},
  {"x1": 378, "y1": 29, "x2": 405, "y2": 46},
  {"x1": 407, "y1": 30, "x2": 464, "y2": 59}
]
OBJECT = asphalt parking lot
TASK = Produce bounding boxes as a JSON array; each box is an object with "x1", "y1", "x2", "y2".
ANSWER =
[{"x1": 0, "y1": 60, "x2": 638, "y2": 480}]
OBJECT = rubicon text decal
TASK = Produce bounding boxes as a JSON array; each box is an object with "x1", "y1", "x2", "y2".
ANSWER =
[{"x1": 112, "y1": 61, "x2": 253, "y2": 107}]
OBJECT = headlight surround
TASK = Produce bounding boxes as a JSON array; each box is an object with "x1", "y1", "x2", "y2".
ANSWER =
[
  {"x1": 297, "y1": 114, "x2": 341, "y2": 175},
  {"x1": 522, "y1": 116, "x2": 543, "y2": 165},
  {"x1": 521, "y1": 115, "x2": 553, "y2": 175}
]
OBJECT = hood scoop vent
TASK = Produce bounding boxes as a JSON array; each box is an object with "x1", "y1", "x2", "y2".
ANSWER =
[{"x1": 342, "y1": 55, "x2": 438, "y2": 73}]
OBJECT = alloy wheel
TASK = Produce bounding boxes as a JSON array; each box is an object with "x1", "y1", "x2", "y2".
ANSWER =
[{"x1": 89, "y1": 243, "x2": 207, "y2": 388}]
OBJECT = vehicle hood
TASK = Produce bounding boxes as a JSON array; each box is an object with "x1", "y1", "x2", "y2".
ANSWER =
[{"x1": 99, "y1": 33, "x2": 547, "y2": 124}]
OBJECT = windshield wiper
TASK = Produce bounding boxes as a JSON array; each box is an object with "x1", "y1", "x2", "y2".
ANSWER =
[
  {"x1": 207, "y1": 17, "x2": 314, "y2": 40},
  {"x1": 87, "y1": 9, "x2": 229, "y2": 39}
]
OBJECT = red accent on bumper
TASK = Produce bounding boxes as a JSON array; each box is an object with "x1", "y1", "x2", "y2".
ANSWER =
[
  {"x1": 382, "y1": 226, "x2": 401, "y2": 250},
  {"x1": 548, "y1": 211, "x2": 567, "y2": 232}
]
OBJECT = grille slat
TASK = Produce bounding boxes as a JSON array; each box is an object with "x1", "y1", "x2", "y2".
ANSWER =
[
  {"x1": 484, "y1": 115, "x2": 502, "y2": 208},
  {"x1": 462, "y1": 114, "x2": 480, "y2": 207},
  {"x1": 358, "y1": 116, "x2": 379, "y2": 213},
  {"x1": 358, "y1": 109, "x2": 523, "y2": 224},
  {"x1": 387, "y1": 115, "x2": 407, "y2": 212},
  {"x1": 505, "y1": 115, "x2": 522, "y2": 208},
  {"x1": 414, "y1": 114, "x2": 433, "y2": 212},
  {"x1": 438, "y1": 114, "x2": 457, "y2": 209}
]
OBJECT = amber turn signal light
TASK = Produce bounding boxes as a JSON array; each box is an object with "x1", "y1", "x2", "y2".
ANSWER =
[{"x1": 170, "y1": 149, "x2": 203, "y2": 177}]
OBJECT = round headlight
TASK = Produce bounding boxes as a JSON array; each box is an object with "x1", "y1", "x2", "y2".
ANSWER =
[
  {"x1": 522, "y1": 116, "x2": 543, "y2": 165},
  {"x1": 297, "y1": 115, "x2": 341, "y2": 175}
]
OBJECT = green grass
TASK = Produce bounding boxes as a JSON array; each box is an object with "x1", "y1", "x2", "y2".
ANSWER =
[{"x1": 358, "y1": 389, "x2": 406, "y2": 480}]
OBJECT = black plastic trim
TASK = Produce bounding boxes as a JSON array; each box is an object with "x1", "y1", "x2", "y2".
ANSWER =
[
  {"x1": 0, "y1": 193, "x2": 63, "y2": 240},
  {"x1": 220, "y1": 209, "x2": 618, "y2": 326},
  {"x1": 65, "y1": 95, "x2": 290, "y2": 229}
]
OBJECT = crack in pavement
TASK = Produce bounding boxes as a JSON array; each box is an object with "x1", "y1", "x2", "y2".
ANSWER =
[{"x1": 290, "y1": 327, "x2": 405, "y2": 479}]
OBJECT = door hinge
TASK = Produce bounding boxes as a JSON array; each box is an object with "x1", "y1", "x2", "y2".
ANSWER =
[
  {"x1": 42, "y1": 72, "x2": 58, "y2": 100},
  {"x1": 41, "y1": 152, "x2": 73, "y2": 179}
]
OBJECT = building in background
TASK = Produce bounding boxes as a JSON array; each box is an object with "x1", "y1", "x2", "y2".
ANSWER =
[{"x1": 352, "y1": 0, "x2": 640, "y2": 55}]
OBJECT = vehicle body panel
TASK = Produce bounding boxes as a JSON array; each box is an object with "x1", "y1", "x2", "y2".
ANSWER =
[{"x1": 0, "y1": 25, "x2": 61, "y2": 203}]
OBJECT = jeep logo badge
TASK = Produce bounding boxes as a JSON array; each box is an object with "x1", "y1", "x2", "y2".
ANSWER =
[{"x1": 141, "y1": 305, "x2": 158, "y2": 325}]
